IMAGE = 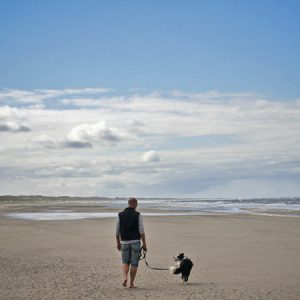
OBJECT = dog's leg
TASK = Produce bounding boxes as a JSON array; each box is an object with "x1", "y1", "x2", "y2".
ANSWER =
[
  {"x1": 169, "y1": 266, "x2": 183, "y2": 275},
  {"x1": 174, "y1": 267, "x2": 183, "y2": 275}
]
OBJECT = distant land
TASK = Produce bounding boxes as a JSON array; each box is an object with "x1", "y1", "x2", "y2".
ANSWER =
[{"x1": 0, "y1": 195, "x2": 113, "y2": 203}]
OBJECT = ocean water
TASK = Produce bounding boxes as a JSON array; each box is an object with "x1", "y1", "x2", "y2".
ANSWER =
[
  {"x1": 3, "y1": 197, "x2": 300, "y2": 220},
  {"x1": 100, "y1": 197, "x2": 300, "y2": 213}
]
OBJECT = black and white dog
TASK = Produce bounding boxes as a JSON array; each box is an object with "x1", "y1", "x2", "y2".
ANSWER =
[{"x1": 169, "y1": 253, "x2": 193, "y2": 282}]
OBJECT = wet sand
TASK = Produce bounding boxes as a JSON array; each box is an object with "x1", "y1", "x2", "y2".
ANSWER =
[{"x1": 0, "y1": 206, "x2": 299, "y2": 299}]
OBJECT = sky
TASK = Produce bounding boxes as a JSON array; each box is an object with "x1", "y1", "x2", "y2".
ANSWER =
[{"x1": 0, "y1": 1, "x2": 300, "y2": 198}]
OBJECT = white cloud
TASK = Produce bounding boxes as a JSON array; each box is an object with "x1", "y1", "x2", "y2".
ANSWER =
[
  {"x1": 31, "y1": 134, "x2": 59, "y2": 148},
  {"x1": 142, "y1": 151, "x2": 160, "y2": 162},
  {"x1": 0, "y1": 105, "x2": 25, "y2": 119},
  {"x1": 0, "y1": 106, "x2": 31, "y2": 132},
  {"x1": 0, "y1": 87, "x2": 110, "y2": 104},
  {"x1": 61, "y1": 98, "x2": 102, "y2": 107},
  {"x1": 64, "y1": 121, "x2": 130, "y2": 148},
  {"x1": 0, "y1": 122, "x2": 30, "y2": 132},
  {"x1": 53, "y1": 87, "x2": 109, "y2": 95}
]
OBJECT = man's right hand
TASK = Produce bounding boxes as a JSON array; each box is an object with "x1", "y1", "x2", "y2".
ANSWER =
[{"x1": 142, "y1": 244, "x2": 147, "y2": 252}]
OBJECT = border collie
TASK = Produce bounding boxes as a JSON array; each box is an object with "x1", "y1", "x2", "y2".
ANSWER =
[{"x1": 169, "y1": 253, "x2": 193, "y2": 282}]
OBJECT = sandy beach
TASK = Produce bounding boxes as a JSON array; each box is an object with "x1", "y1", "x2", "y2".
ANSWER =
[{"x1": 0, "y1": 205, "x2": 299, "y2": 300}]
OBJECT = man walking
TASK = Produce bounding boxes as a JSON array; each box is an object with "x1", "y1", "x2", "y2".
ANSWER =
[{"x1": 116, "y1": 197, "x2": 147, "y2": 288}]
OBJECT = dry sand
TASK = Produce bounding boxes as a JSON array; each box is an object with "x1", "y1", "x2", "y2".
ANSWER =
[{"x1": 0, "y1": 206, "x2": 300, "y2": 299}]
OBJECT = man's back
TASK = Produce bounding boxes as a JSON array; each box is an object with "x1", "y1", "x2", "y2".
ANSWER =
[{"x1": 118, "y1": 207, "x2": 140, "y2": 241}]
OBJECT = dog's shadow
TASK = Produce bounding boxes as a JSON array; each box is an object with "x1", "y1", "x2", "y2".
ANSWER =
[
  {"x1": 187, "y1": 282, "x2": 215, "y2": 286},
  {"x1": 174, "y1": 281, "x2": 216, "y2": 287}
]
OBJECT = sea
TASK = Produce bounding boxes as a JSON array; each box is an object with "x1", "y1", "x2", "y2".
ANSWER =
[{"x1": 3, "y1": 197, "x2": 300, "y2": 220}]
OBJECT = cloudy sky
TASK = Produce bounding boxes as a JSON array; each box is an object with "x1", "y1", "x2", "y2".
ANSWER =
[{"x1": 0, "y1": 1, "x2": 300, "y2": 197}]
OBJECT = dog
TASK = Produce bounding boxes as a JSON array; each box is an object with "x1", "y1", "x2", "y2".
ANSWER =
[{"x1": 169, "y1": 253, "x2": 193, "y2": 282}]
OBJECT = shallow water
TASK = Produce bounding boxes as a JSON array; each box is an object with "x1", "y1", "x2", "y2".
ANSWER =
[{"x1": 4, "y1": 211, "x2": 213, "y2": 221}]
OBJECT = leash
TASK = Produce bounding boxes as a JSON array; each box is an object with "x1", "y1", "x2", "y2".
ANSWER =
[{"x1": 139, "y1": 248, "x2": 169, "y2": 271}]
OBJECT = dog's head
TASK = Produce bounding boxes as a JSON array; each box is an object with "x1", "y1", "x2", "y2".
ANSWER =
[{"x1": 174, "y1": 253, "x2": 185, "y2": 262}]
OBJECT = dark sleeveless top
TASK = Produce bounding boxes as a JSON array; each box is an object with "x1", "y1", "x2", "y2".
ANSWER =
[{"x1": 118, "y1": 207, "x2": 140, "y2": 241}]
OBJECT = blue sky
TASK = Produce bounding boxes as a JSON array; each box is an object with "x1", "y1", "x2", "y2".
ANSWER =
[
  {"x1": 0, "y1": 1, "x2": 300, "y2": 197},
  {"x1": 1, "y1": 0, "x2": 300, "y2": 98}
]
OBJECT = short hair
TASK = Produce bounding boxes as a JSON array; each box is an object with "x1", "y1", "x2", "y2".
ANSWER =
[{"x1": 128, "y1": 197, "x2": 137, "y2": 206}]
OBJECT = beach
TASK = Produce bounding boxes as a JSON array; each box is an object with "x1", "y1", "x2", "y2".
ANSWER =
[{"x1": 0, "y1": 204, "x2": 300, "y2": 300}]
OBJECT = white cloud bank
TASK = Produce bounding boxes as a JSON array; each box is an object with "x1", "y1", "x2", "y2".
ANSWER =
[{"x1": 0, "y1": 88, "x2": 299, "y2": 197}]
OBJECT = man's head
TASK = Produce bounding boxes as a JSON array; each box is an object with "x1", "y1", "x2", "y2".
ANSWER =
[{"x1": 128, "y1": 197, "x2": 138, "y2": 209}]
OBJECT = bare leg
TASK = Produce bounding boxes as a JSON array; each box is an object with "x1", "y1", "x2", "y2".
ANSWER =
[
  {"x1": 122, "y1": 264, "x2": 129, "y2": 287},
  {"x1": 129, "y1": 266, "x2": 138, "y2": 288}
]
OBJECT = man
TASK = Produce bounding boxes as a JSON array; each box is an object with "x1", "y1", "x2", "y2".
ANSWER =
[{"x1": 116, "y1": 197, "x2": 147, "y2": 288}]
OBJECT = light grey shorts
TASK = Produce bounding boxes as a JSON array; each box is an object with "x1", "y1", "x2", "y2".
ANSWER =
[{"x1": 121, "y1": 241, "x2": 141, "y2": 267}]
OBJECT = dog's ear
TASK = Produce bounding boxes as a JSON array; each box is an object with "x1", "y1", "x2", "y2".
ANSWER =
[{"x1": 178, "y1": 253, "x2": 184, "y2": 260}]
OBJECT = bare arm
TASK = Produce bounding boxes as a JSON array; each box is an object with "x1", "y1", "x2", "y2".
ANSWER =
[
  {"x1": 116, "y1": 234, "x2": 121, "y2": 251},
  {"x1": 116, "y1": 216, "x2": 121, "y2": 251},
  {"x1": 141, "y1": 233, "x2": 147, "y2": 251},
  {"x1": 139, "y1": 214, "x2": 147, "y2": 251}
]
